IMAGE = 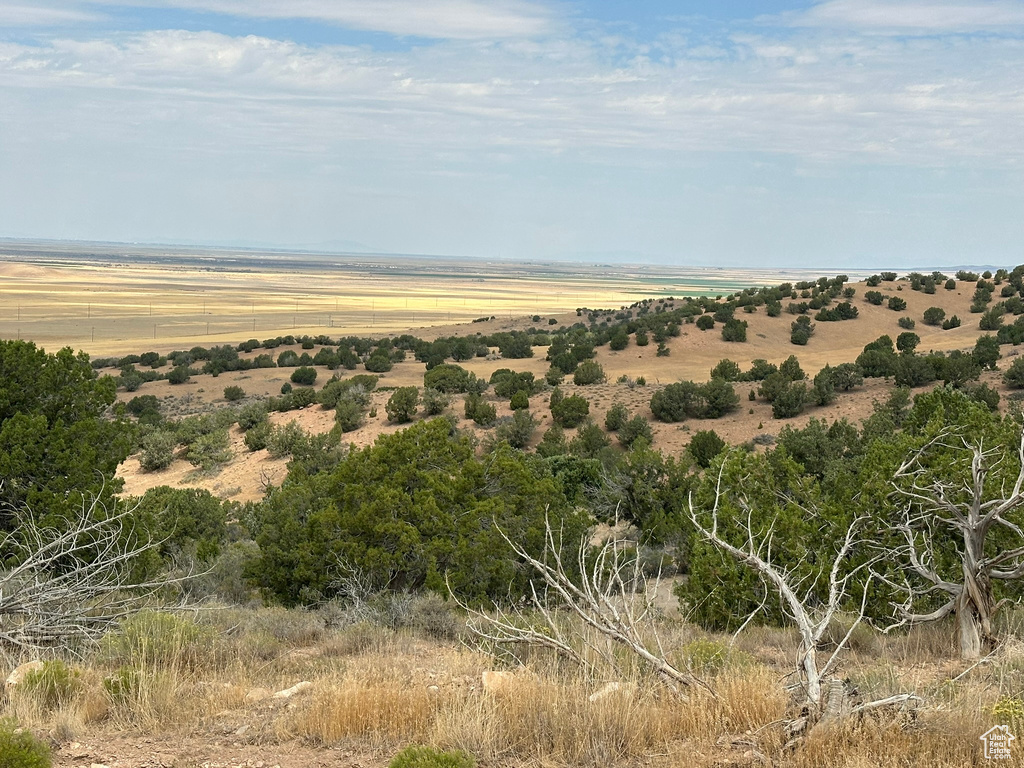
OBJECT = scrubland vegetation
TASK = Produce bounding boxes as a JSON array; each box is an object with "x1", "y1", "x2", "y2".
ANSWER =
[
  {"x1": 8, "y1": 268, "x2": 1024, "y2": 765},
  {"x1": 6, "y1": 599, "x2": 1020, "y2": 767}
]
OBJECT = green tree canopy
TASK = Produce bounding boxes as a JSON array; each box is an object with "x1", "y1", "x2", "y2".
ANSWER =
[
  {"x1": 0, "y1": 341, "x2": 129, "y2": 528},
  {"x1": 249, "y1": 419, "x2": 588, "y2": 606}
]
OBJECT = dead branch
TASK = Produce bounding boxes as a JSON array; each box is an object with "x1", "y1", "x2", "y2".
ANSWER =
[
  {"x1": 0, "y1": 493, "x2": 193, "y2": 660},
  {"x1": 687, "y1": 458, "x2": 915, "y2": 741},
  {"x1": 687, "y1": 463, "x2": 876, "y2": 712},
  {"x1": 452, "y1": 515, "x2": 712, "y2": 695},
  {"x1": 453, "y1": 579, "x2": 598, "y2": 674}
]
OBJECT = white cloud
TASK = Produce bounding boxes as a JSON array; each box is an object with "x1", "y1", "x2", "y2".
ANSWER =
[
  {"x1": 2, "y1": 5, "x2": 1024, "y2": 183},
  {"x1": 2, "y1": 9, "x2": 1023, "y2": 262},
  {"x1": 793, "y1": 0, "x2": 1024, "y2": 31},
  {"x1": 83, "y1": 0, "x2": 557, "y2": 39},
  {"x1": 1, "y1": 27, "x2": 1022, "y2": 167},
  {"x1": 0, "y1": 33, "x2": 1017, "y2": 176},
  {"x1": 0, "y1": 4, "x2": 99, "y2": 26}
]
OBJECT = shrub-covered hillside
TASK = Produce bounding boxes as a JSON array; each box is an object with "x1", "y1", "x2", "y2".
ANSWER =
[{"x1": 5, "y1": 268, "x2": 1024, "y2": 766}]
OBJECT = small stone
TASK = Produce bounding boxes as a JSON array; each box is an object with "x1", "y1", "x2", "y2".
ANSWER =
[
  {"x1": 68, "y1": 743, "x2": 92, "y2": 759},
  {"x1": 6, "y1": 660, "x2": 44, "y2": 689},
  {"x1": 588, "y1": 681, "x2": 638, "y2": 702},
  {"x1": 481, "y1": 670, "x2": 516, "y2": 694},
  {"x1": 272, "y1": 681, "x2": 313, "y2": 699}
]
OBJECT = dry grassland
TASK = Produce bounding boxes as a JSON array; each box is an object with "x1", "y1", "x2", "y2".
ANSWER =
[
  {"x1": 4, "y1": 601, "x2": 1021, "y2": 767},
  {"x1": 0, "y1": 252, "x2": 807, "y2": 356}
]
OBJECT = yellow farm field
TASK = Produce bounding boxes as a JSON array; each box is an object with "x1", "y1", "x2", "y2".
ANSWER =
[{"x1": 0, "y1": 248, "x2": 841, "y2": 356}]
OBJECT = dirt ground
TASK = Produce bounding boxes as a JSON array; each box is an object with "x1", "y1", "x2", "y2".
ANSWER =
[{"x1": 54, "y1": 736, "x2": 383, "y2": 768}]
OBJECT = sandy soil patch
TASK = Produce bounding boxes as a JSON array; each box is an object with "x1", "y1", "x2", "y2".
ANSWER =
[{"x1": 54, "y1": 736, "x2": 382, "y2": 768}]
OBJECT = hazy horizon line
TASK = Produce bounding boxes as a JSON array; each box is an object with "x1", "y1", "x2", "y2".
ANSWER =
[{"x1": 0, "y1": 235, "x2": 1005, "y2": 275}]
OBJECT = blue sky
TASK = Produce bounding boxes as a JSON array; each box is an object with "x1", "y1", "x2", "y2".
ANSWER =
[{"x1": 1, "y1": 1, "x2": 1022, "y2": 268}]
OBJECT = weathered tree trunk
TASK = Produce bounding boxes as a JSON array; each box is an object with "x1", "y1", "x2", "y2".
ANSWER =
[
  {"x1": 957, "y1": 568, "x2": 997, "y2": 660},
  {"x1": 957, "y1": 600, "x2": 984, "y2": 660},
  {"x1": 786, "y1": 677, "x2": 857, "y2": 746},
  {"x1": 802, "y1": 644, "x2": 822, "y2": 710},
  {"x1": 821, "y1": 677, "x2": 854, "y2": 722},
  {"x1": 958, "y1": 527, "x2": 998, "y2": 660}
]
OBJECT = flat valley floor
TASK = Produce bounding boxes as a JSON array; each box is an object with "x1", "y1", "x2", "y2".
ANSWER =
[{"x1": 0, "y1": 241, "x2": 853, "y2": 356}]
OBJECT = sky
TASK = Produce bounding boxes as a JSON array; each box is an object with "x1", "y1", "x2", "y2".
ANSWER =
[{"x1": 1, "y1": 1, "x2": 1023, "y2": 268}]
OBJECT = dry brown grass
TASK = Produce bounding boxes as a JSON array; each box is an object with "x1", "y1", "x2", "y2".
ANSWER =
[
  {"x1": 4, "y1": 604, "x2": 1024, "y2": 766},
  {"x1": 286, "y1": 683, "x2": 437, "y2": 747},
  {"x1": 791, "y1": 717, "x2": 983, "y2": 768},
  {"x1": 281, "y1": 659, "x2": 789, "y2": 764}
]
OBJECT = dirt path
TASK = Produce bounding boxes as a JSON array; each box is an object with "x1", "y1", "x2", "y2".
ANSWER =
[{"x1": 55, "y1": 736, "x2": 384, "y2": 768}]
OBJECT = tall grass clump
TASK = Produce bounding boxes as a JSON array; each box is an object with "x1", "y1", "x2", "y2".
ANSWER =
[
  {"x1": 0, "y1": 719, "x2": 51, "y2": 768},
  {"x1": 97, "y1": 610, "x2": 219, "y2": 729},
  {"x1": 435, "y1": 666, "x2": 787, "y2": 765},
  {"x1": 288, "y1": 682, "x2": 438, "y2": 747},
  {"x1": 17, "y1": 661, "x2": 83, "y2": 713},
  {"x1": 101, "y1": 611, "x2": 213, "y2": 670},
  {"x1": 390, "y1": 745, "x2": 475, "y2": 768}
]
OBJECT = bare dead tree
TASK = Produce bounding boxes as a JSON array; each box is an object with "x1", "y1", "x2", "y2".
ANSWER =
[
  {"x1": 259, "y1": 465, "x2": 277, "y2": 494},
  {"x1": 687, "y1": 463, "x2": 915, "y2": 736},
  {"x1": 329, "y1": 554, "x2": 381, "y2": 607},
  {"x1": 452, "y1": 517, "x2": 711, "y2": 694},
  {"x1": 0, "y1": 493, "x2": 190, "y2": 659},
  {"x1": 886, "y1": 428, "x2": 1024, "y2": 660},
  {"x1": 323, "y1": 553, "x2": 400, "y2": 627}
]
